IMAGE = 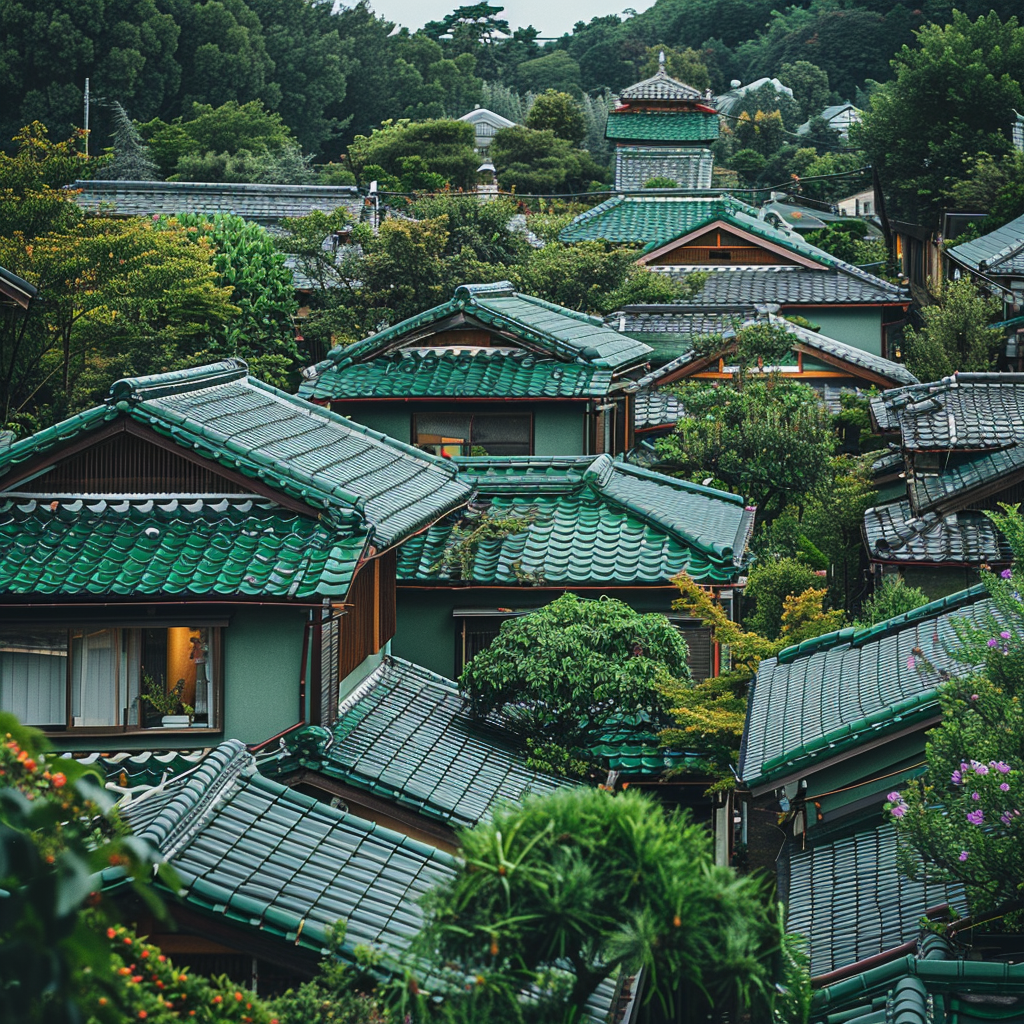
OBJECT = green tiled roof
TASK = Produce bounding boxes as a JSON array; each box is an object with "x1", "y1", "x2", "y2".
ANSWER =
[
  {"x1": 120, "y1": 740, "x2": 456, "y2": 964},
  {"x1": 947, "y1": 211, "x2": 1024, "y2": 275},
  {"x1": 0, "y1": 361, "x2": 470, "y2": 552},
  {"x1": 299, "y1": 349, "x2": 616, "y2": 401},
  {"x1": 300, "y1": 283, "x2": 653, "y2": 390},
  {"x1": 785, "y1": 820, "x2": 964, "y2": 976},
  {"x1": 262, "y1": 656, "x2": 568, "y2": 828},
  {"x1": 0, "y1": 497, "x2": 363, "y2": 598},
  {"x1": 560, "y1": 196, "x2": 905, "y2": 297},
  {"x1": 605, "y1": 111, "x2": 720, "y2": 142},
  {"x1": 66, "y1": 749, "x2": 208, "y2": 790},
  {"x1": 740, "y1": 586, "x2": 992, "y2": 789},
  {"x1": 397, "y1": 454, "x2": 754, "y2": 585},
  {"x1": 117, "y1": 739, "x2": 623, "y2": 1022}
]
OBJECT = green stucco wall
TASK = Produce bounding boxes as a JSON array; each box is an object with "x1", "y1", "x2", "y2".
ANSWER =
[
  {"x1": 333, "y1": 401, "x2": 588, "y2": 457},
  {"x1": 898, "y1": 566, "x2": 981, "y2": 602},
  {"x1": 394, "y1": 587, "x2": 678, "y2": 680},
  {"x1": 793, "y1": 307, "x2": 883, "y2": 356},
  {"x1": 221, "y1": 606, "x2": 307, "y2": 744}
]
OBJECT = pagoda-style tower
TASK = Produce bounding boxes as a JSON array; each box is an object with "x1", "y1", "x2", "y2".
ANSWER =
[{"x1": 607, "y1": 54, "x2": 719, "y2": 191}]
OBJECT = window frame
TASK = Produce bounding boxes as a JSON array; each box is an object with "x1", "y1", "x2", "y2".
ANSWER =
[
  {"x1": 0, "y1": 620, "x2": 226, "y2": 737},
  {"x1": 412, "y1": 410, "x2": 534, "y2": 457}
]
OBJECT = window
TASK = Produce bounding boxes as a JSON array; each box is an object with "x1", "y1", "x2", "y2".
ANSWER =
[
  {"x1": 0, "y1": 625, "x2": 221, "y2": 732},
  {"x1": 414, "y1": 412, "x2": 531, "y2": 457}
]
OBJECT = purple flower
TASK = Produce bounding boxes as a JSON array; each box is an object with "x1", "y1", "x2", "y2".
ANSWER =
[
  {"x1": 971, "y1": 694, "x2": 980, "y2": 701},
  {"x1": 887, "y1": 791, "x2": 902, "y2": 803},
  {"x1": 951, "y1": 770, "x2": 963, "y2": 785},
  {"x1": 1002, "y1": 631, "x2": 1012, "y2": 640},
  {"x1": 988, "y1": 638, "x2": 999, "y2": 647},
  {"x1": 959, "y1": 850, "x2": 969, "y2": 861},
  {"x1": 972, "y1": 791, "x2": 981, "y2": 800},
  {"x1": 967, "y1": 809, "x2": 985, "y2": 825},
  {"x1": 1001, "y1": 782, "x2": 1011, "y2": 792},
  {"x1": 891, "y1": 805, "x2": 907, "y2": 818},
  {"x1": 1002, "y1": 569, "x2": 1013, "y2": 579},
  {"x1": 1002, "y1": 811, "x2": 1014, "y2": 825},
  {"x1": 974, "y1": 763, "x2": 989, "y2": 775},
  {"x1": 993, "y1": 761, "x2": 1011, "y2": 774}
]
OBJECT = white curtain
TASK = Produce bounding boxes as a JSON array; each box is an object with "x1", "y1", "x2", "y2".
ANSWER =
[{"x1": 71, "y1": 629, "x2": 119, "y2": 727}]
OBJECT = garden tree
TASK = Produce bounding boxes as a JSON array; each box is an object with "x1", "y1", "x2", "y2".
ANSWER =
[
  {"x1": 459, "y1": 593, "x2": 691, "y2": 763},
  {"x1": 733, "y1": 109, "x2": 786, "y2": 157},
  {"x1": 346, "y1": 119, "x2": 479, "y2": 190},
  {"x1": 389, "y1": 33, "x2": 483, "y2": 120},
  {"x1": 414, "y1": 787, "x2": 803, "y2": 1022},
  {"x1": 0, "y1": 215, "x2": 236, "y2": 428},
  {"x1": 104, "y1": 101, "x2": 158, "y2": 181},
  {"x1": 423, "y1": 2, "x2": 510, "y2": 43},
  {"x1": 156, "y1": 213, "x2": 300, "y2": 388},
  {"x1": 743, "y1": 557, "x2": 837, "y2": 641},
  {"x1": 139, "y1": 100, "x2": 296, "y2": 180},
  {"x1": 887, "y1": 505, "x2": 1024, "y2": 928},
  {"x1": 948, "y1": 150, "x2": 1024, "y2": 232},
  {"x1": 855, "y1": 574, "x2": 929, "y2": 628},
  {"x1": 579, "y1": 90, "x2": 614, "y2": 164},
  {"x1": 514, "y1": 51, "x2": 582, "y2": 96},
  {"x1": 654, "y1": 351, "x2": 837, "y2": 524},
  {"x1": 777, "y1": 61, "x2": 831, "y2": 123},
  {"x1": 800, "y1": 457, "x2": 877, "y2": 614},
  {"x1": 804, "y1": 222, "x2": 888, "y2": 269},
  {"x1": 666, "y1": 573, "x2": 843, "y2": 780},
  {"x1": 854, "y1": 11, "x2": 1024, "y2": 224},
  {"x1": 479, "y1": 80, "x2": 535, "y2": 123},
  {"x1": 903, "y1": 276, "x2": 1003, "y2": 382},
  {"x1": 239, "y1": 0, "x2": 354, "y2": 156},
  {"x1": 787, "y1": 148, "x2": 867, "y2": 202},
  {"x1": 638, "y1": 45, "x2": 710, "y2": 92},
  {"x1": 490, "y1": 126, "x2": 608, "y2": 194},
  {"x1": 730, "y1": 148, "x2": 767, "y2": 185},
  {"x1": 524, "y1": 90, "x2": 586, "y2": 144},
  {"x1": 0, "y1": 0, "x2": 181, "y2": 147}
]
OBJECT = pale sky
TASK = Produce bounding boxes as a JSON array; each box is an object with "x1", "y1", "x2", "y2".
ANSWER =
[{"x1": 366, "y1": 0, "x2": 657, "y2": 39}]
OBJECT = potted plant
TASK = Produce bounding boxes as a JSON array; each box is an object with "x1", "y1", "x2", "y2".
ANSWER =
[{"x1": 140, "y1": 674, "x2": 194, "y2": 728}]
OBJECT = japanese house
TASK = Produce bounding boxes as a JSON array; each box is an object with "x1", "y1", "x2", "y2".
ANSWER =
[{"x1": 299, "y1": 281, "x2": 654, "y2": 458}]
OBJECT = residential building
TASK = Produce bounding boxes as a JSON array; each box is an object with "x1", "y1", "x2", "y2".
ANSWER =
[
  {"x1": 837, "y1": 188, "x2": 876, "y2": 219},
  {"x1": 299, "y1": 281, "x2": 653, "y2": 458},
  {"x1": 392, "y1": 454, "x2": 754, "y2": 682},
  {"x1": 0, "y1": 360, "x2": 470, "y2": 749},
  {"x1": 796, "y1": 102, "x2": 861, "y2": 139},
  {"x1": 607, "y1": 55, "x2": 719, "y2": 191},
  {"x1": 563, "y1": 194, "x2": 910, "y2": 358},
  {"x1": 863, "y1": 374, "x2": 1022, "y2": 597},
  {"x1": 458, "y1": 106, "x2": 516, "y2": 153}
]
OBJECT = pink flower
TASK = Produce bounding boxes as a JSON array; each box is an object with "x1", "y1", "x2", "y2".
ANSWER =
[
  {"x1": 959, "y1": 850, "x2": 969, "y2": 861},
  {"x1": 887, "y1": 791, "x2": 902, "y2": 803},
  {"x1": 993, "y1": 762, "x2": 1011, "y2": 774},
  {"x1": 974, "y1": 763, "x2": 989, "y2": 774},
  {"x1": 970, "y1": 694, "x2": 980, "y2": 701},
  {"x1": 1002, "y1": 631, "x2": 1012, "y2": 640},
  {"x1": 967, "y1": 809, "x2": 985, "y2": 825},
  {"x1": 891, "y1": 805, "x2": 907, "y2": 818},
  {"x1": 988, "y1": 638, "x2": 999, "y2": 647},
  {"x1": 1001, "y1": 782, "x2": 1011, "y2": 792},
  {"x1": 907, "y1": 656, "x2": 916, "y2": 670}
]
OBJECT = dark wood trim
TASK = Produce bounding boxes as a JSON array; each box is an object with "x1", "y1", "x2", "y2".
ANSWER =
[
  {"x1": 790, "y1": 342, "x2": 901, "y2": 389},
  {"x1": 309, "y1": 618, "x2": 323, "y2": 727},
  {"x1": 652, "y1": 348, "x2": 726, "y2": 385},
  {"x1": 1, "y1": 418, "x2": 129, "y2": 489}
]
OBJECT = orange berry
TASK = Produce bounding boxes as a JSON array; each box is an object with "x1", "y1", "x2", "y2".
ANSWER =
[{"x1": 51, "y1": 773, "x2": 66, "y2": 788}]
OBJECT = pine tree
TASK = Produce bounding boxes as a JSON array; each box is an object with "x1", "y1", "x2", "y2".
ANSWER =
[{"x1": 106, "y1": 101, "x2": 159, "y2": 181}]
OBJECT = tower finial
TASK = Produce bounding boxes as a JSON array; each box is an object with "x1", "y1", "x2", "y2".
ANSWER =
[{"x1": 658, "y1": 50, "x2": 666, "y2": 72}]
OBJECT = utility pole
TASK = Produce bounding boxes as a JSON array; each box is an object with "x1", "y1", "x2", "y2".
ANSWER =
[{"x1": 84, "y1": 78, "x2": 90, "y2": 155}]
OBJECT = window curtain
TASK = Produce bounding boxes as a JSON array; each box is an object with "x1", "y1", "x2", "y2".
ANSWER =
[{"x1": 0, "y1": 630, "x2": 67, "y2": 726}]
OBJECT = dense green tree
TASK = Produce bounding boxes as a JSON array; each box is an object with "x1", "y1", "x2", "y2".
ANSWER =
[
  {"x1": 514, "y1": 51, "x2": 581, "y2": 95},
  {"x1": 524, "y1": 90, "x2": 586, "y2": 144},
  {"x1": 416, "y1": 786, "x2": 800, "y2": 1022},
  {"x1": 904, "y1": 276, "x2": 1003, "y2": 381},
  {"x1": 856, "y1": 574, "x2": 929, "y2": 628},
  {"x1": 743, "y1": 558, "x2": 828, "y2": 640},
  {"x1": 460, "y1": 593, "x2": 691, "y2": 756},
  {"x1": 638, "y1": 44, "x2": 710, "y2": 92},
  {"x1": 777, "y1": 60, "x2": 831, "y2": 122},
  {"x1": 804, "y1": 222, "x2": 888, "y2": 269},
  {"x1": 346, "y1": 119, "x2": 479, "y2": 189},
  {"x1": 855, "y1": 11, "x2": 1024, "y2": 224},
  {"x1": 490, "y1": 125, "x2": 607, "y2": 194},
  {"x1": 948, "y1": 150, "x2": 1024, "y2": 232}
]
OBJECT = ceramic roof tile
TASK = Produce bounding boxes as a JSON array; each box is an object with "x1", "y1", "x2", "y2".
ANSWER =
[
  {"x1": 0, "y1": 361, "x2": 470, "y2": 551},
  {"x1": 70, "y1": 180, "x2": 362, "y2": 226},
  {"x1": 619, "y1": 68, "x2": 703, "y2": 101},
  {"x1": 664, "y1": 267, "x2": 904, "y2": 305},
  {"x1": 397, "y1": 455, "x2": 753, "y2": 585},
  {"x1": 741, "y1": 587, "x2": 992, "y2": 788},
  {"x1": 785, "y1": 821, "x2": 964, "y2": 976},
  {"x1": 605, "y1": 111, "x2": 720, "y2": 141},
  {"x1": 300, "y1": 349, "x2": 616, "y2": 401},
  {"x1": 947, "y1": 211, "x2": 1024, "y2": 274},
  {"x1": 263, "y1": 657, "x2": 568, "y2": 828},
  {"x1": 633, "y1": 388, "x2": 685, "y2": 431},
  {"x1": 0, "y1": 497, "x2": 362, "y2": 598},
  {"x1": 864, "y1": 499, "x2": 1012, "y2": 565},
  {"x1": 302, "y1": 284, "x2": 652, "y2": 388},
  {"x1": 120, "y1": 740, "x2": 622, "y2": 1022}
]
